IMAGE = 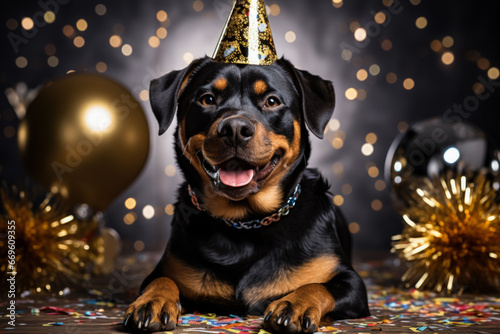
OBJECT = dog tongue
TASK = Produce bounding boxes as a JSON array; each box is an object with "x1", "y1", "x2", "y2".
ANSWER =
[{"x1": 219, "y1": 167, "x2": 254, "y2": 187}]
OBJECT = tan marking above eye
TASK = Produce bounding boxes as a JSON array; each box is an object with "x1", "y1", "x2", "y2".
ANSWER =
[
  {"x1": 254, "y1": 80, "x2": 268, "y2": 95},
  {"x1": 214, "y1": 77, "x2": 228, "y2": 91}
]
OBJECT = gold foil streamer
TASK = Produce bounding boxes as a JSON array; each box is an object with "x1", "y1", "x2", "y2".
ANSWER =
[
  {"x1": 0, "y1": 184, "x2": 104, "y2": 295},
  {"x1": 391, "y1": 170, "x2": 500, "y2": 294}
]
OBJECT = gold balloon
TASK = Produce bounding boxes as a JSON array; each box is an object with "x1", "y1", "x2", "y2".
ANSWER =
[{"x1": 18, "y1": 73, "x2": 149, "y2": 211}]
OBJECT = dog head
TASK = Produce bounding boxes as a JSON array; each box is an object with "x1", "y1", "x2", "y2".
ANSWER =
[{"x1": 150, "y1": 57, "x2": 335, "y2": 220}]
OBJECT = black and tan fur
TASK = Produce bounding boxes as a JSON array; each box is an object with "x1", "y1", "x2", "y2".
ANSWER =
[{"x1": 124, "y1": 57, "x2": 369, "y2": 333}]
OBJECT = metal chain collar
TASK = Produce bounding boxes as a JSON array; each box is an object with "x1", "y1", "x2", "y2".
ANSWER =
[{"x1": 187, "y1": 183, "x2": 301, "y2": 229}]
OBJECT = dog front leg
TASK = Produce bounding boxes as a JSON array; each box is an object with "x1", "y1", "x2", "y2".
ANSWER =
[
  {"x1": 124, "y1": 277, "x2": 182, "y2": 332},
  {"x1": 263, "y1": 283, "x2": 333, "y2": 333},
  {"x1": 263, "y1": 270, "x2": 369, "y2": 334}
]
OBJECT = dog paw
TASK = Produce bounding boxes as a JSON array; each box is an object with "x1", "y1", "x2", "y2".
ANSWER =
[
  {"x1": 263, "y1": 300, "x2": 320, "y2": 334},
  {"x1": 262, "y1": 284, "x2": 334, "y2": 334},
  {"x1": 123, "y1": 278, "x2": 181, "y2": 332}
]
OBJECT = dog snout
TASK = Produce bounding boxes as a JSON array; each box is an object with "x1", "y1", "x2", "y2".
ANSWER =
[{"x1": 217, "y1": 117, "x2": 255, "y2": 147}]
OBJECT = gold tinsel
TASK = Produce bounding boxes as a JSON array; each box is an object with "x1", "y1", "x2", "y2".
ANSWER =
[
  {"x1": 0, "y1": 184, "x2": 105, "y2": 295},
  {"x1": 391, "y1": 170, "x2": 500, "y2": 294}
]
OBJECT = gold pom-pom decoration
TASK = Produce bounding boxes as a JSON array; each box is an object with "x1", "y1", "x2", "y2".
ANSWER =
[
  {"x1": 391, "y1": 170, "x2": 500, "y2": 293},
  {"x1": 386, "y1": 119, "x2": 500, "y2": 294},
  {"x1": 0, "y1": 183, "x2": 105, "y2": 295}
]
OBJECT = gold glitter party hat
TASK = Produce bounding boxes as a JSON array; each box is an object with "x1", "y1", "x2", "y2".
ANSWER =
[{"x1": 213, "y1": 0, "x2": 277, "y2": 65}]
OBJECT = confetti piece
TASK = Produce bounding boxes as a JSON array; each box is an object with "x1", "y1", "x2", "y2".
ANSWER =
[
  {"x1": 43, "y1": 322, "x2": 64, "y2": 326},
  {"x1": 258, "y1": 330, "x2": 273, "y2": 334},
  {"x1": 40, "y1": 306, "x2": 75, "y2": 315}
]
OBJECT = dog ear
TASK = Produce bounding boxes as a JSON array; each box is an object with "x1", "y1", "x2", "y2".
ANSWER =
[
  {"x1": 150, "y1": 57, "x2": 210, "y2": 135},
  {"x1": 277, "y1": 58, "x2": 335, "y2": 139}
]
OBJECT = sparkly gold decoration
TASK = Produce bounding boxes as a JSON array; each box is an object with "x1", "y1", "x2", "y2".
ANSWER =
[
  {"x1": 213, "y1": 0, "x2": 277, "y2": 65},
  {"x1": 391, "y1": 170, "x2": 500, "y2": 294},
  {"x1": 18, "y1": 73, "x2": 149, "y2": 211},
  {"x1": 4, "y1": 82, "x2": 39, "y2": 120},
  {"x1": 387, "y1": 119, "x2": 500, "y2": 294},
  {"x1": 0, "y1": 184, "x2": 105, "y2": 295}
]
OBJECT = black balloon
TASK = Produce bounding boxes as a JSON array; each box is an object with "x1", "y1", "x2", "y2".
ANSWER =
[{"x1": 385, "y1": 118, "x2": 500, "y2": 210}]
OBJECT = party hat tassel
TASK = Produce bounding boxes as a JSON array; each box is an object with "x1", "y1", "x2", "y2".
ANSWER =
[{"x1": 213, "y1": 0, "x2": 277, "y2": 65}]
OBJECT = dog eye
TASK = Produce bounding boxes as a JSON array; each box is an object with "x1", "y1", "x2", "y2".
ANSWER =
[
  {"x1": 265, "y1": 96, "x2": 281, "y2": 108},
  {"x1": 199, "y1": 94, "x2": 215, "y2": 106}
]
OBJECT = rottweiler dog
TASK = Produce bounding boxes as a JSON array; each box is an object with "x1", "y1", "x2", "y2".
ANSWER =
[{"x1": 124, "y1": 56, "x2": 369, "y2": 333}]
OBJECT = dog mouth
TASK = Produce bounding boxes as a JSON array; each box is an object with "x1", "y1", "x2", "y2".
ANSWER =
[{"x1": 200, "y1": 152, "x2": 281, "y2": 189}]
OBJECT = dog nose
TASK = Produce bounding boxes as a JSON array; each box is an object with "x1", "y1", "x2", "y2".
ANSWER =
[{"x1": 218, "y1": 117, "x2": 255, "y2": 147}]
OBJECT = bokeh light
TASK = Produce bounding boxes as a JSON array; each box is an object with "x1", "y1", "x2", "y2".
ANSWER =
[
  {"x1": 345, "y1": 88, "x2": 358, "y2": 100},
  {"x1": 354, "y1": 28, "x2": 367, "y2": 42},
  {"x1": 95, "y1": 4, "x2": 107, "y2": 15},
  {"x1": 124, "y1": 213, "x2": 137, "y2": 225},
  {"x1": 333, "y1": 195, "x2": 344, "y2": 206},
  {"x1": 328, "y1": 119, "x2": 340, "y2": 132},
  {"x1": 44, "y1": 11, "x2": 56, "y2": 24},
  {"x1": 415, "y1": 16, "x2": 428, "y2": 29},
  {"x1": 342, "y1": 184, "x2": 353, "y2": 195},
  {"x1": 403, "y1": 78, "x2": 415, "y2": 90},
  {"x1": 348, "y1": 222, "x2": 360, "y2": 234},
  {"x1": 73, "y1": 36, "x2": 85, "y2": 48},
  {"x1": 371, "y1": 199, "x2": 383, "y2": 211},
  {"x1": 183, "y1": 52, "x2": 194, "y2": 64},
  {"x1": 165, "y1": 204, "x2": 175, "y2": 215},
  {"x1": 477, "y1": 58, "x2": 490, "y2": 70},
  {"x1": 148, "y1": 36, "x2": 160, "y2": 48},
  {"x1": 361, "y1": 143, "x2": 374, "y2": 156},
  {"x1": 442, "y1": 52, "x2": 454, "y2": 65},
  {"x1": 398, "y1": 121, "x2": 409, "y2": 133},
  {"x1": 369, "y1": 64, "x2": 380, "y2": 76},
  {"x1": 124, "y1": 198, "x2": 137, "y2": 210},
  {"x1": 488, "y1": 67, "x2": 500, "y2": 80},
  {"x1": 157, "y1": 27, "x2": 168, "y2": 39},
  {"x1": 165, "y1": 165, "x2": 177, "y2": 177},
  {"x1": 156, "y1": 10, "x2": 168, "y2": 22},
  {"x1": 442, "y1": 36, "x2": 454, "y2": 48},
  {"x1": 21, "y1": 17, "x2": 34, "y2": 30},
  {"x1": 139, "y1": 90, "x2": 149, "y2": 101},
  {"x1": 193, "y1": 0, "x2": 204, "y2": 12},
  {"x1": 96, "y1": 61, "x2": 107, "y2": 73},
  {"x1": 15, "y1": 56, "x2": 28, "y2": 68},
  {"x1": 375, "y1": 180, "x2": 386, "y2": 191},
  {"x1": 109, "y1": 35, "x2": 122, "y2": 48},
  {"x1": 381, "y1": 39, "x2": 392, "y2": 51},
  {"x1": 47, "y1": 56, "x2": 59, "y2": 67},
  {"x1": 356, "y1": 69, "x2": 368, "y2": 81},
  {"x1": 142, "y1": 205, "x2": 155, "y2": 219},
  {"x1": 63, "y1": 25, "x2": 75, "y2": 38},
  {"x1": 76, "y1": 19, "x2": 88, "y2": 31},
  {"x1": 134, "y1": 240, "x2": 145, "y2": 251},
  {"x1": 270, "y1": 4, "x2": 281, "y2": 15},
  {"x1": 386, "y1": 72, "x2": 397, "y2": 84},
  {"x1": 430, "y1": 40, "x2": 443, "y2": 53},
  {"x1": 374, "y1": 12, "x2": 386, "y2": 24},
  {"x1": 365, "y1": 133, "x2": 377, "y2": 144},
  {"x1": 121, "y1": 44, "x2": 133, "y2": 56},
  {"x1": 6, "y1": 18, "x2": 18, "y2": 30},
  {"x1": 285, "y1": 31, "x2": 296, "y2": 43},
  {"x1": 357, "y1": 89, "x2": 367, "y2": 101}
]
